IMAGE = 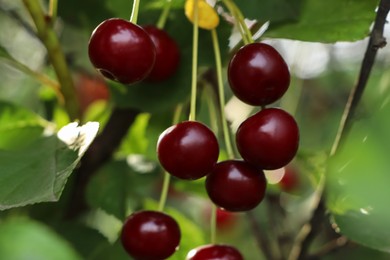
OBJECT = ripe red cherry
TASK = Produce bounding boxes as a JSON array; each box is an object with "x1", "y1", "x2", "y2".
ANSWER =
[
  {"x1": 157, "y1": 121, "x2": 219, "y2": 180},
  {"x1": 205, "y1": 160, "x2": 267, "y2": 212},
  {"x1": 88, "y1": 18, "x2": 156, "y2": 84},
  {"x1": 203, "y1": 205, "x2": 238, "y2": 231},
  {"x1": 121, "y1": 210, "x2": 181, "y2": 260},
  {"x1": 186, "y1": 244, "x2": 244, "y2": 260},
  {"x1": 74, "y1": 73, "x2": 109, "y2": 114},
  {"x1": 236, "y1": 108, "x2": 299, "y2": 170},
  {"x1": 279, "y1": 165, "x2": 300, "y2": 192},
  {"x1": 228, "y1": 42, "x2": 290, "y2": 106},
  {"x1": 143, "y1": 25, "x2": 180, "y2": 81}
]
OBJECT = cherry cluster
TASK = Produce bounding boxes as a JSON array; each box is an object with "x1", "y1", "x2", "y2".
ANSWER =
[
  {"x1": 88, "y1": 18, "x2": 180, "y2": 85},
  {"x1": 154, "y1": 43, "x2": 299, "y2": 259},
  {"x1": 88, "y1": 12, "x2": 299, "y2": 260}
]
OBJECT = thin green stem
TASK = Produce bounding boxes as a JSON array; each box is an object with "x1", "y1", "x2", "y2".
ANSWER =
[
  {"x1": 211, "y1": 29, "x2": 235, "y2": 159},
  {"x1": 203, "y1": 85, "x2": 219, "y2": 134},
  {"x1": 189, "y1": 0, "x2": 199, "y2": 121},
  {"x1": 233, "y1": 3, "x2": 253, "y2": 43},
  {"x1": 130, "y1": 0, "x2": 141, "y2": 24},
  {"x1": 49, "y1": 0, "x2": 58, "y2": 21},
  {"x1": 22, "y1": 0, "x2": 79, "y2": 120},
  {"x1": 158, "y1": 171, "x2": 171, "y2": 212},
  {"x1": 157, "y1": 104, "x2": 183, "y2": 212},
  {"x1": 210, "y1": 204, "x2": 217, "y2": 244},
  {"x1": 222, "y1": 0, "x2": 252, "y2": 45},
  {"x1": 2, "y1": 58, "x2": 63, "y2": 103},
  {"x1": 156, "y1": 0, "x2": 173, "y2": 29}
]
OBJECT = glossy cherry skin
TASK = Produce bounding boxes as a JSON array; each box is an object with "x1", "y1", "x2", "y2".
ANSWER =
[
  {"x1": 88, "y1": 18, "x2": 156, "y2": 85},
  {"x1": 236, "y1": 108, "x2": 299, "y2": 170},
  {"x1": 143, "y1": 25, "x2": 180, "y2": 81},
  {"x1": 121, "y1": 210, "x2": 181, "y2": 260},
  {"x1": 157, "y1": 121, "x2": 219, "y2": 180},
  {"x1": 228, "y1": 43, "x2": 290, "y2": 106},
  {"x1": 186, "y1": 244, "x2": 244, "y2": 260},
  {"x1": 205, "y1": 160, "x2": 267, "y2": 212}
]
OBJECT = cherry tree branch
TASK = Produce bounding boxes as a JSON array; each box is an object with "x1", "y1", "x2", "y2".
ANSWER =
[
  {"x1": 331, "y1": 0, "x2": 390, "y2": 155},
  {"x1": 289, "y1": 0, "x2": 390, "y2": 259},
  {"x1": 22, "y1": 0, "x2": 80, "y2": 120}
]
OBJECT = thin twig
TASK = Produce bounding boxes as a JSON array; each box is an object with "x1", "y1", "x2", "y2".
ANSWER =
[
  {"x1": 330, "y1": 0, "x2": 390, "y2": 156},
  {"x1": 289, "y1": 1, "x2": 390, "y2": 259},
  {"x1": 22, "y1": 0, "x2": 80, "y2": 120},
  {"x1": 246, "y1": 210, "x2": 278, "y2": 260},
  {"x1": 306, "y1": 236, "x2": 349, "y2": 260},
  {"x1": 288, "y1": 201, "x2": 326, "y2": 260}
]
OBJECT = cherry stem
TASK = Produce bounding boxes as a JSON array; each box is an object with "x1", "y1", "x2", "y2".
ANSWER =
[
  {"x1": 156, "y1": 0, "x2": 173, "y2": 29},
  {"x1": 206, "y1": 28, "x2": 237, "y2": 246},
  {"x1": 158, "y1": 104, "x2": 183, "y2": 212},
  {"x1": 157, "y1": 171, "x2": 171, "y2": 212},
  {"x1": 22, "y1": 0, "x2": 80, "y2": 120},
  {"x1": 203, "y1": 85, "x2": 219, "y2": 133},
  {"x1": 2, "y1": 57, "x2": 63, "y2": 104},
  {"x1": 49, "y1": 0, "x2": 58, "y2": 21},
  {"x1": 211, "y1": 29, "x2": 235, "y2": 159},
  {"x1": 222, "y1": 0, "x2": 253, "y2": 45},
  {"x1": 130, "y1": 0, "x2": 141, "y2": 24},
  {"x1": 189, "y1": 0, "x2": 199, "y2": 121},
  {"x1": 210, "y1": 204, "x2": 217, "y2": 244}
]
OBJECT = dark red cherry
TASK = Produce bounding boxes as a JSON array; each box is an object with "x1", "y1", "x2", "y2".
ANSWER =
[
  {"x1": 88, "y1": 18, "x2": 156, "y2": 84},
  {"x1": 205, "y1": 160, "x2": 267, "y2": 212},
  {"x1": 186, "y1": 244, "x2": 244, "y2": 260},
  {"x1": 228, "y1": 42, "x2": 290, "y2": 106},
  {"x1": 157, "y1": 121, "x2": 219, "y2": 180},
  {"x1": 279, "y1": 164, "x2": 300, "y2": 192},
  {"x1": 203, "y1": 205, "x2": 238, "y2": 231},
  {"x1": 143, "y1": 25, "x2": 180, "y2": 81},
  {"x1": 236, "y1": 108, "x2": 299, "y2": 170},
  {"x1": 121, "y1": 210, "x2": 181, "y2": 260}
]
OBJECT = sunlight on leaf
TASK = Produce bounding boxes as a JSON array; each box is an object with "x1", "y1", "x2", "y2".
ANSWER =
[
  {"x1": 57, "y1": 122, "x2": 99, "y2": 156},
  {"x1": 0, "y1": 122, "x2": 99, "y2": 210},
  {"x1": 327, "y1": 93, "x2": 390, "y2": 252}
]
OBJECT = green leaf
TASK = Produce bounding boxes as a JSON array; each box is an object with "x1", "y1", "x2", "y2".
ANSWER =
[
  {"x1": 0, "y1": 218, "x2": 82, "y2": 260},
  {"x1": 0, "y1": 101, "x2": 48, "y2": 149},
  {"x1": 264, "y1": 0, "x2": 378, "y2": 42},
  {"x1": 86, "y1": 158, "x2": 159, "y2": 220},
  {"x1": 0, "y1": 122, "x2": 99, "y2": 210},
  {"x1": 235, "y1": 0, "x2": 302, "y2": 24},
  {"x1": 52, "y1": 222, "x2": 108, "y2": 259},
  {"x1": 58, "y1": 0, "x2": 113, "y2": 31},
  {"x1": 326, "y1": 90, "x2": 390, "y2": 252}
]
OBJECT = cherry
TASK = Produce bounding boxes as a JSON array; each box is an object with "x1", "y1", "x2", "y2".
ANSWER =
[
  {"x1": 121, "y1": 210, "x2": 181, "y2": 260},
  {"x1": 88, "y1": 18, "x2": 156, "y2": 85},
  {"x1": 203, "y1": 205, "x2": 238, "y2": 231},
  {"x1": 157, "y1": 121, "x2": 219, "y2": 180},
  {"x1": 186, "y1": 244, "x2": 244, "y2": 260},
  {"x1": 74, "y1": 73, "x2": 109, "y2": 114},
  {"x1": 143, "y1": 25, "x2": 180, "y2": 81},
  {"x1": 279, "y1": 165, "x2": 300, "y2": 192},
  {"x1": 228, "y1": 42, "x2": 290, "y2": 106},
  {"x1": 205, "y1": 160, "x2": 267, "y2": 212},
  {"x1": 236, "y1": 108, "x2": 299, "y2": 170}
]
